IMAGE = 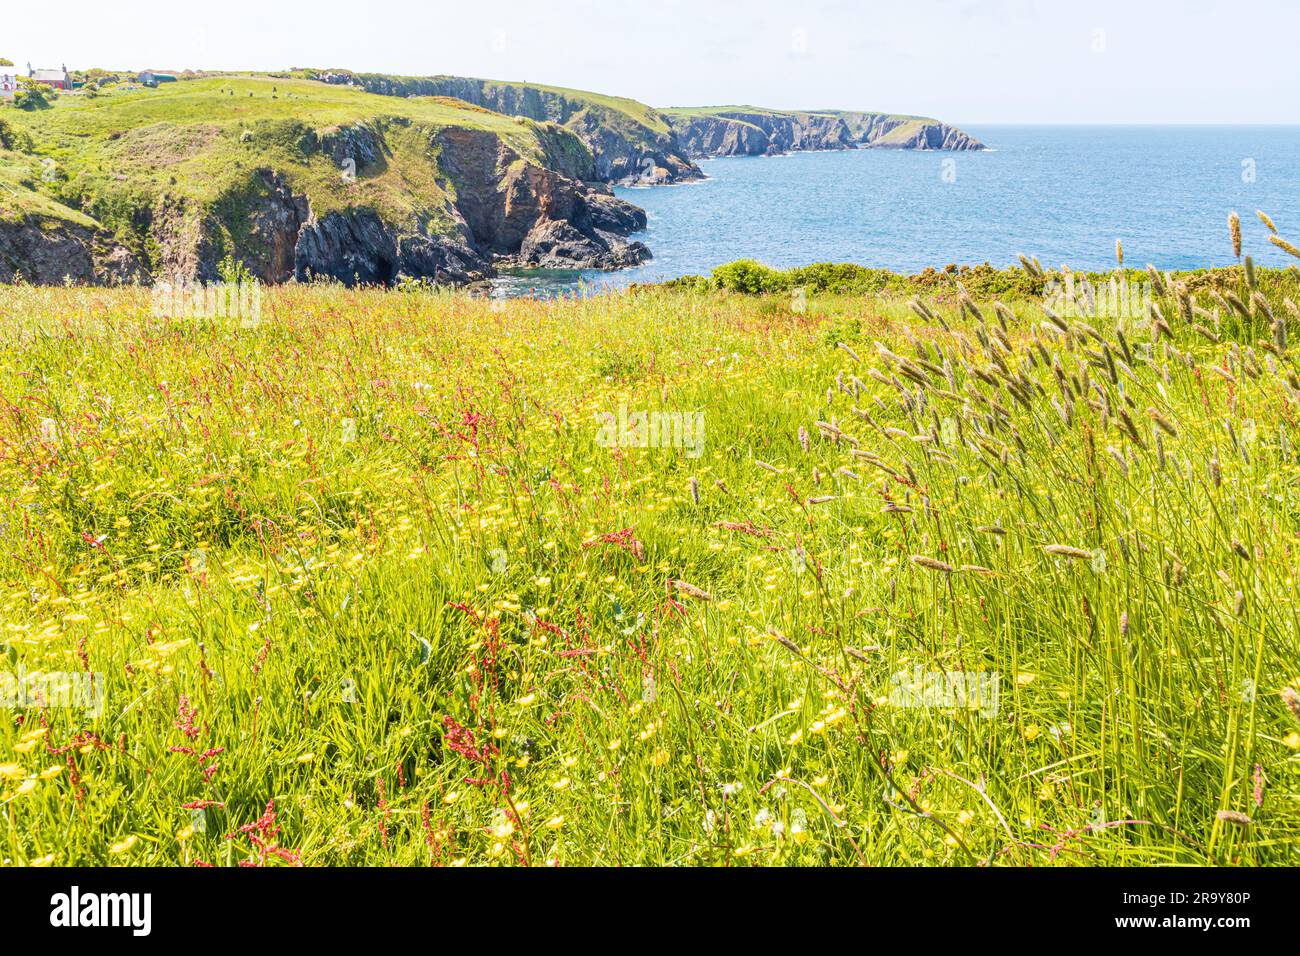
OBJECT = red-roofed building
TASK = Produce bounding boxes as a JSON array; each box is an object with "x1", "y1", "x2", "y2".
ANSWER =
[{"x1": 27, "y1": 63, "x2": 71, "y2": 90}]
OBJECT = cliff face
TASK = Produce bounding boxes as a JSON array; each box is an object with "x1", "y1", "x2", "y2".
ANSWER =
[
  {"x1": 666, "y1": 109, "x2": 984, "y2": 158},
  {"x1": 293, "y1": 208, "x2": 490, "y2": 286},
  {"x1": 157, "y1": 121, "x2": 652, "y2": 285},
  {"x1": 0, "y1": 217, "x2": 144, "y2": 285},
  {"x1": 303, "y1": 71, "x2": 985, "y2": 177},
  {"x1": 433, "y1": 127, "x2": 648, "y2": 270},
  {"x1": 0, "y1": 90, "x2": 652, "y2": 287},
  {"x1": 309, "y1": 71, "x2": 703, "y2": 185}
]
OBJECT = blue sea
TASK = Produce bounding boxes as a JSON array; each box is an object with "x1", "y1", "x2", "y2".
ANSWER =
[{"x1": 492, "y1": 125, "x2": 1300, "y2": 297}]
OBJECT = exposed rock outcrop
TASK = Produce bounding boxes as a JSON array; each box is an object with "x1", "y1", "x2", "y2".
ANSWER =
[
  {"x1": 294, "y1": 209, "x2": 491, "y2": 286},
  {"x1": 0, "y1": 218, "x2": 144, "y2": 285},
  {"x1": 206, "y1": 122, "x2": 649, "y2": 286},
  {"x1": 433, "y1": 127, "x2": 649, "y2": 270},
  {"x1": 311, "y1": 121, "x2": 390, "y2": 173},
  {"x1": 149, "y1": 194, "x2": 225, "y2": 283},
  {"x1": 558, "y1": 111, "x2": 696, "y2": 185},
  {"x1": 200, "y1": 119, "x2": 647, "y2": 285},
  {"x1": 245, "y1": 171, "x2": 312, "y2": 283},
  {"x1": 849, "y1": 114, "x2": 984, "y2": 151}
]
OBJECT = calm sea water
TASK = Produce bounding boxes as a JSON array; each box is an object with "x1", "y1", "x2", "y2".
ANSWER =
[{"x1": 492, "y1": 125, "x2": 1300, "y2": 297}]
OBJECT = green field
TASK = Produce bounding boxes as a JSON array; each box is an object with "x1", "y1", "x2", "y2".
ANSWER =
[{"x1": 1, "y1": 240, "x2": 1299, "y2": 865}]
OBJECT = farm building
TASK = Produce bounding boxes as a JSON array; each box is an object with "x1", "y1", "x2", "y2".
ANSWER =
[
  {"x1": 27, "y1": 64, "x2": 72, "y2": 89},
  {"x1": 138, "y1": 71, "x2": 178, "y2": 87}
]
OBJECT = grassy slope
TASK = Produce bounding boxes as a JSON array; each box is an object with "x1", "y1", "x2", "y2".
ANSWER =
[
  {"x1": 0, "y1": 76, "x2": 585, "y2": 253},
  {"x1": 0, "y1": 149, "x2": 98, "y2": 227},
  {"x1": 1, "y1": 258, "x2": 1298, "y2": 865},
  {"x1": 1, "y1": 116, "x2": 98, "y2": 227}
]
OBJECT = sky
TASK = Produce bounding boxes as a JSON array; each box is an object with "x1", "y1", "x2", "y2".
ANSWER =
[{"x1": 5, "y1": 0, "x2": 1298, "y2": 124}]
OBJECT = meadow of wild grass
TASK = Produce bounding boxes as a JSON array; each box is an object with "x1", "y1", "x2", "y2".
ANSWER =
[{"x1": 1, "y1": 223, "x2": 1299, "y2": 866}]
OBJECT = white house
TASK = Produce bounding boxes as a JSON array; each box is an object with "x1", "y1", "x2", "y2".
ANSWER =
[{"x1": 0, "y1": 72, "x2": 17, "y2": 100}]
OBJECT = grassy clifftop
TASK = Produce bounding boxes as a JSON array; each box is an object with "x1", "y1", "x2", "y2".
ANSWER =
[
  {"x1": 2, "y1": 75, "x2": 587, "y2": 238},
  {"x1": 296, "y1": 69, "x2": 674, "y2": 135},
  {"x1": 294, "y1": 69, "x2": 701, "y2": 183},
  {"x1": 0, "y1": 75, "x2": 638, "y2": 283}
]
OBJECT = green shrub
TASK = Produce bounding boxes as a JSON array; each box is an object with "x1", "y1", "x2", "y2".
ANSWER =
[
  {"x1": 0, "y1": 116, "x2": 33, "y2": 151},
  {"x1": 658, "y1": 274, "x2": 712, "y2": 294},
  {"x1": 217, "y1": 254, "x2": 256, "y2": 285},
  {"x1": 15, "y1": 85, "x2": 52, "y2": 111},
  {"x1": 711, "y1": 259, "x2": 789, "y2": 294},
  {"x1": 788, "y1": 262, "x2": 900, "y2": 295}
]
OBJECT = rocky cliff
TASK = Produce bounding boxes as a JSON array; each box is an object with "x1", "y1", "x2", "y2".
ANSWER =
[
  {"x1": 283, "y1": 122, "x2": 650, "y2": 283},
  {"x1": 665, "y1": 108, "x2": 984, "y2": 158},
  {"x1": 0, "y1": 77, "x2": 652, "y2": 287},
  {"x1": 0, "y1": 215, "x2": 144, "y2": 285},
  {"x1": 431, "y1": 127, "x2": 647, "y2": 270},
  {"x1": 305, "y1": 70, "x2": 703, "y2": 185},
  {"x1": 1, "y1": 74, "x2": 984, "y2": 289},
  {"x1": 303, "y1": 72, "x2": 984, "y2": 176}
]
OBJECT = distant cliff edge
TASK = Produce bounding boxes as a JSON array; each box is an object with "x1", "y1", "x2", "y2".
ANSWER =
[
  {"x1": 301, "y1": 70, "x2": 704, "y2": 185},
  {"x1": 300, "y1": 71, "x2": 984, "y2": 185},
  {"x1": 663, "y1": 107, "x2": 984, "y2": 158}
]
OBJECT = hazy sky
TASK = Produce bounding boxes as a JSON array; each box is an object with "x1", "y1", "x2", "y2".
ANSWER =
[{"x1": 6, "y1": 0, "x2": 1298, "y2": 123}]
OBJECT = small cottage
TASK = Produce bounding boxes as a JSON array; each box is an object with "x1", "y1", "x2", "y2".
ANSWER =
[{"x1": 28, "y1": 63, "x2": 72, "y2": 90}]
